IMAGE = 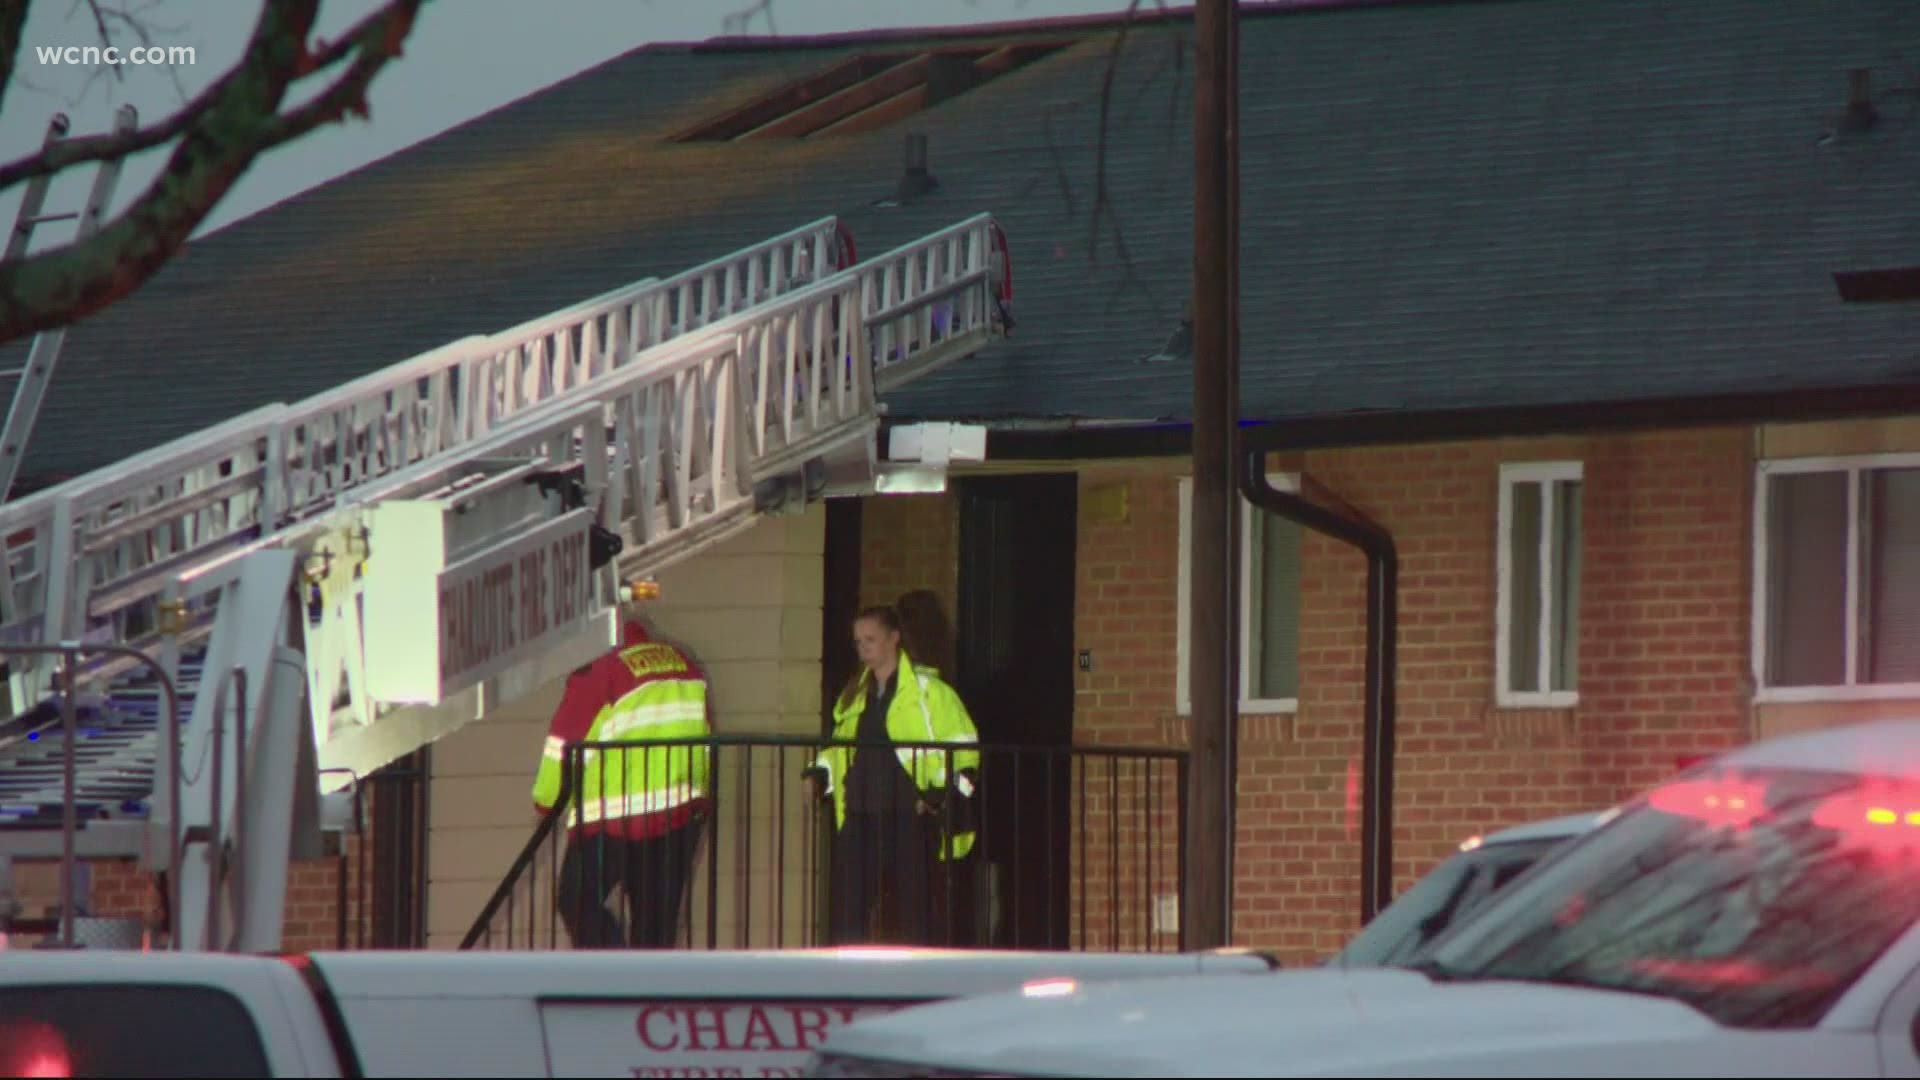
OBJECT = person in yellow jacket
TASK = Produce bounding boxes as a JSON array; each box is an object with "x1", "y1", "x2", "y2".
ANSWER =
[
  {"x1": 805, "y1": 604, "x2": 980, "y2": 944},
  {"x1": 532, "y1": 620, "x2": 711, "y2": 948}
]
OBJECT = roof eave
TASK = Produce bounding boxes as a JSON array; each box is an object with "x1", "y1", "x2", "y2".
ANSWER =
[{"x1": 953, "y1": 379, "x2": 1920, "y2": 460}]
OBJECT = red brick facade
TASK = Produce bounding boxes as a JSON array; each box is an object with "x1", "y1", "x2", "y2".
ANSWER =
[
  {"x1": 10, "y1": 818, "x2": 374, "y2": 952},
  {"x1": 859, "y1": 428, "x2": 1758, "y2": 963},
  {"x1": 5, "y1": 428, "x2": 1761, "y2": 959}
]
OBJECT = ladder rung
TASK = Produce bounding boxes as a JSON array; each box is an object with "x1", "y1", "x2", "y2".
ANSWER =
[
  {"x1": 0, "y1": 370, "x2": 23, "y2": 379},
  {"x1": 21, "y1": 212, "x2": 78, "y2": 226}
]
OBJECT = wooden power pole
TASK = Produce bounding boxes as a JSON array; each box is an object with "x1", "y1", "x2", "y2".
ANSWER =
[{"x1": 1185, "y1": 0, "x2": 1241, "y2": 951}]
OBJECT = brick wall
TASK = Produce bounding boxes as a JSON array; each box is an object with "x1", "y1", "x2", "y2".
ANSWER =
[
  {"x1": 855, "y1": 492, "x2": 957, "y2": 615},
  {"x1": 8, "y1": 792, "x2": 383, "y2": 952},
  {"x1": 858, "y1": 429, "x2": 1756, "y2": 963}
]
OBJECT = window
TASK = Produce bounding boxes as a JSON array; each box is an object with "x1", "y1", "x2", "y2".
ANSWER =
[
  {"x1": 1754, "y1": 455, "x2": 1920, "y2": 698},
  {"x1": 1496, "y1": 462, "x2": 1583, "y2": 707},
  {"x1": 0, "y1": 984, "x2": 273, "y2": 1077},
  {"x1": 1175, "y1": 474, "x2": 1301, "y2": 714}
]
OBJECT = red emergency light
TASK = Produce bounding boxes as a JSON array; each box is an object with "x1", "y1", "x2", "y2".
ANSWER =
[
  {"x1": 1646, "y1": 777, "x2": 1768, "y2": 829},
  {"x1": 1810, "y1": 789, "x2": 1920, "y2": 852}
]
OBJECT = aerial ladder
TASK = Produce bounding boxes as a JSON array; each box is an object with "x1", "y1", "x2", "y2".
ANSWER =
[
  {"x1": 0, "y1": 210, "x2": 1010, "y2": 952},
  {"x1": 0, "y1": 106, "x2": 137, "y2": 505}
]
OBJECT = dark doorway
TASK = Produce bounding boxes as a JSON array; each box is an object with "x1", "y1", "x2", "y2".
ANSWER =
[
  {"x1": 819, "y1": 499, "x2": 865, "y2": 731},
  {"x1": 954, "y1": 473, "x2": 1077, "y2": 949},
  {"x1": 816, "y1": 498, "x2": 865, "y2": 945}
]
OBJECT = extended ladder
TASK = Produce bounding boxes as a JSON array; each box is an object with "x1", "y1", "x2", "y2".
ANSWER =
[
  {"x1": 0, "y1": 210, "x2": 1011, "y2": 951},
  {"x1": 0, "y1": 106, "x2": 138, "y2": 504}
]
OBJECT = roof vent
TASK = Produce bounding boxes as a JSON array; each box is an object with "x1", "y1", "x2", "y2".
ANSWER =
[
  {"x1": 670, "y1": 40, "x2": 1074, "y2": 143},
  {"x1": 1845, "y1": 67, "x2": 1879, "y2": 131},
  {"x1": 1822, "y1": 67, "x2": 1881, "y2": 145},
  {"x1": 899, "y1": 133, "x2": 938, "y2": 200}
]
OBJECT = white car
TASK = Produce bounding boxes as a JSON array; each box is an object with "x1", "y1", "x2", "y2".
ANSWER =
[
  {"x1": 808, "y1": 718, "x2": 1920, "y2": 1077},
  {"x1": 1331, "y1": 809, "x2": 1604, "y2": 968}
]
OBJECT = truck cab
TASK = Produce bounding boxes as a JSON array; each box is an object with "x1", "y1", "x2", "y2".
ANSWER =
[{"x1": 0, "y1": 946, "x2": 1276, "y2": 1077}]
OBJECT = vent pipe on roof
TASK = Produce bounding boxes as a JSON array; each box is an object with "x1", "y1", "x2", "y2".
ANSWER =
[
  {"x1": 897, "y1": 133, "x2": 940, "y2": 201},
  {"x1": 1846, "y1": 67, "x2": 1878, "y2": 131}
]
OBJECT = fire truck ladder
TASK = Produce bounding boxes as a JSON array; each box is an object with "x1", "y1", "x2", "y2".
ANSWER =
[
  {"x1": 0, "y1": 106, "x2": 138, "y2": 505},
  {"x1": 0, "y1": 213, "x2": 1010, "y2": 951}
]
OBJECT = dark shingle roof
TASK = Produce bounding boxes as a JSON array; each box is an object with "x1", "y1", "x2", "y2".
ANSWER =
[{"x1": 10, "y1": 0, "x2": 1920, "y2": 477}]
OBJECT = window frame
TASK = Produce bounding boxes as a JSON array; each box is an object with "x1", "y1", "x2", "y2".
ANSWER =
[
  {"x1": 1495, "y1": 460, "x2": 1584, "y2": 709},
  {"x1": 1752, "y1": 452, "x2": 1920, "y2": 703},
  {"x1": 1175, "y1": 472, "x2": 1302, "y2": 716}
]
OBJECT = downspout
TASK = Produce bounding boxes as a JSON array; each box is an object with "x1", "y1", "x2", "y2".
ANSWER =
[{"x1": 1240, "y1": 452, "x2": 1399, "y2": 924}]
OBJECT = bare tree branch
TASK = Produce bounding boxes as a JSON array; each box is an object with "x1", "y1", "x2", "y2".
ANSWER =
[
  {"x1": 265, "y1": 5, "x2": 416, "y2": 141},
  {"x1": 722, "y1": 0, "x2": 775, "y2": 37},
  {"x1": 1087, "y1": 0, "x2": 1173, "y2": 264},
  {"x1": 0, "y1": 0, "x2": 427, "y2": 344},
  {"x1": 0, "y1": 102, "x2": 192, "y2": 191},
  {"x1": 0, "y1": 0, "x2": 404, "y2": 193},
  {"x1": 86, "y1": 0, "x2": 194, "y2": 102},
  {"x1": 0, "y1": 0, "x2": 28, "y2": 117}
]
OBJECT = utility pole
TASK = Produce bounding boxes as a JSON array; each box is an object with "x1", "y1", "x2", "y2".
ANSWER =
[{"x1": 1185, "y1": 0, "x2": 1240, "y2": 951}]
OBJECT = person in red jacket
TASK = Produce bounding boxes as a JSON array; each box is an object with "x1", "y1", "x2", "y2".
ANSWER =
[{"x1": 533, "y1": 619, "x2": 712, "y2": 948}]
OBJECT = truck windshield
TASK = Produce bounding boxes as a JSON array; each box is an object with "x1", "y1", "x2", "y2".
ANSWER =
[{"x1": 1417, "y1": 766, "x2": 1920, "y2": 1029}]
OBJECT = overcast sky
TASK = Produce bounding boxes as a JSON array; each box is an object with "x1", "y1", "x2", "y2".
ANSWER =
[{"x1": 3, "y1": 0, "x2": 1135, "y2": 249}]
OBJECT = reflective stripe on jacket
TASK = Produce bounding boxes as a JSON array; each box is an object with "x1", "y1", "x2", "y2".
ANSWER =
[
  {"x1": 533, "y1": 636, "x2": 712, "y2": 838},
  {"x1": 814, "y1": 651, "x2": 980, "y2": 861}
]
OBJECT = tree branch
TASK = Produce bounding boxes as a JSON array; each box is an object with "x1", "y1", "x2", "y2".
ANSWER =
[
  {"x1": 0, "y1": 0, "x2": 29, "y2": 117},
  {"x1": 0, "y1": 104, "x2": 195, "y2": 192},
  {"x1": 0, "y1": 0, "x2": 410, "y2": 194},
  {"x1": 1088, "y1": 0, "x2": 1172, "y2": 263},
  {"x1": 266, "y1": 1, "x2": 418, "y2": 142},
  {"x1": 0, "y1": 0, "x2": 428, "y2": 344}
]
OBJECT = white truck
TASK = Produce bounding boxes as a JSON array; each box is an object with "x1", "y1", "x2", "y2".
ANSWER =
[
  {"x1": 807, "y1": 717, "x2": 1920, "y2": 1077},
  {"x1": 0, "y1": 946, "x2": 1275, "y2": 1077}
]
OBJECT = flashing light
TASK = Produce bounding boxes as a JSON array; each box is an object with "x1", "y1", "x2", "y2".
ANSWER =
[
  {"x1": 1021, "y1": 977, "x2": 1078, "y2": 998},
  {"x1": 1810, "y1": 790, "x2": 1920, "y2": 851},
  {"x1": 0, "y1": 1022, "x2": 73, "y2": 1079},
  {"x1": 1646, "y1": 777, "x2": 1768, "y2": 829},
  {"x1": 17, "y1": 1053, "x2": 70, "y2": 1079},
  {"x1": 1458, "y1": 834, "x2": 1484, "y2": 853}
]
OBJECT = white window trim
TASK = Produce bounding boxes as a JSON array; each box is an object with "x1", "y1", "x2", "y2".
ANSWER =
[
  {"x1": 1752, "y1": 452, "x2": 1920, "y2": 703},
  {"x1": 1495, "y1": 460, "x2": 1583, "y2": 709},
  {"x1": 1175, "y1": 472, "x2": 1301, "y2": 717}
]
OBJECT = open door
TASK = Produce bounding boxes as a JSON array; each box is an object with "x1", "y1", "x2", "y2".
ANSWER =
[{"x1": 954, "y1": 473, "x2": 1077, "y2": 949}]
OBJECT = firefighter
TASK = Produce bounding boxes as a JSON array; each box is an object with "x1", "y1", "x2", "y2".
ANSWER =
[
  {"x1": 532, "y1": 619, "x2": 711, "y2": 948},
  {"x1": 806, "y1": 604, "x2": 980, "y2": 944}
]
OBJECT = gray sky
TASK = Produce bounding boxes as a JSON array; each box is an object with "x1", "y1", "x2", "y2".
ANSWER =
[{"x1": 3, "y1": 0, "x2": 1135, "y2": 250}]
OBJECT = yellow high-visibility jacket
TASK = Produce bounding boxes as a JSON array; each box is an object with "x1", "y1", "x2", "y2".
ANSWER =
[{"x1": 813, "y1": 651, "x2": 980, "y2": 861}]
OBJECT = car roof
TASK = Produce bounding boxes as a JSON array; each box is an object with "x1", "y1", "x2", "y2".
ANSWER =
[
  {"x1": 1481, "y1": 809, "x2": 1610, "y2": 847},
  {"x1": 1715, "y1": 717, "x2": 1920, "y2": 776},
  {"x1": 1470, "y1": 720, "x2": 1920, "y2": 850}
]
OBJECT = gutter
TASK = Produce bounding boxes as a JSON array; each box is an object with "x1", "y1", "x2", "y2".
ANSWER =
[
  {"x1": 966, "y1": 380, "x2": 1920, "y2": 461},
  {"x1": 1239, "y1": 453, "x2": 1398, "y2": 925}
]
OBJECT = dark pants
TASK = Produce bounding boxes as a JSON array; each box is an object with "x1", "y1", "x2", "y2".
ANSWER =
[
  {"x1": 829, "y1": 810, "x2": 935, "y2": 945},
  {"x1": 557, "y1": 823, "x2": 702, "y2": 948}
]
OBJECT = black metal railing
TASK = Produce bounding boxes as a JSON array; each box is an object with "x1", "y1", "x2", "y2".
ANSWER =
[
  {"x1": 460, "y1": 736, "x2": 1186, "y2": 952},
  {"x1": 326, "y1": 749, "x2": 430, "y2": 951}
]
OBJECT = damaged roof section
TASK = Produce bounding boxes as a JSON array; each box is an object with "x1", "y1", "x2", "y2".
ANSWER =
[{"x1": 6, "y1": 0, "x2": 1920, "y2": 478}]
